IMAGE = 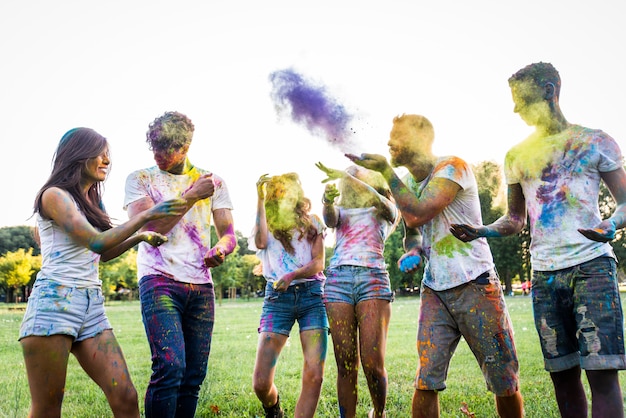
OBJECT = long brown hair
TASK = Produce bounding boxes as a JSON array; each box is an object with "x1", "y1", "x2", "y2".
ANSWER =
[
  {"x1": 33, "y1": 128, "x2": 112, "y2": 231},
  {"x1": 264, "y1": 173, "x2": 317, "y2": 254}
]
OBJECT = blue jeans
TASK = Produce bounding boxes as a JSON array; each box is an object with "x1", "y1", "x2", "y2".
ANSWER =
[
  {"x1": 324, "y1": 265, "x2": 394, "y2": 304},
  {"x1": 139, "y1": 275, "x2": 215, "y2": 418},
  {"x1": 532, "y1": 256, "x2": 626, "y2": 372},
  {"x1": 259, "y1": 280, "x2": 329, "y2": 336},
  {"x1": 19, "y1": 278, "x2": 111, "y2": 341}
]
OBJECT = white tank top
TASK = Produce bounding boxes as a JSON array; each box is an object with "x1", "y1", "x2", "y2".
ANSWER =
[{"x1": 36, "y1": 208, "x2": 101, "y2": 288}]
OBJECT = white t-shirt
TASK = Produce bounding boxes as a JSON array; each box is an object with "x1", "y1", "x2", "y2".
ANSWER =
[
  {"x1": 504, "y1": 124, "x2": 621, "y2": 271},
  {"x1": 406, "y1": 156, "x2": 494, "y2": 291},
  {"x1": 249, "y1": 215, "x2": 326, "y2": 285},
  {"x1": 328, "y1": 206, "x2": 397, "y2": 269},
  {"x1": 124, "y1": 165, "x2": 233, "y2": 284}
]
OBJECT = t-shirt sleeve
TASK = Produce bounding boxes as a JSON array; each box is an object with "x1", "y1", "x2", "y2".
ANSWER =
[
  {"x1": 211, "y1": 175, "x2": 234, "y2": 211},
  {"x1": 123, "y1": 170, "x2": 148, "y2": 210},
  {"x1": 311, "y1": 214, "x2": 327, "y2": 238},
  {"x1": 597, "y1": 131, "x2": 624, "y2": 172},
  {"x1": 432, "y1": 156, "x2": 473, "y2": 190}
]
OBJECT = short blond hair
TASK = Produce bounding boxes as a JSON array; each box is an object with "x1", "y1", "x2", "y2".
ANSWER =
[{"x1": 393, "y1": 114, "x2": 435, "y2": 143}]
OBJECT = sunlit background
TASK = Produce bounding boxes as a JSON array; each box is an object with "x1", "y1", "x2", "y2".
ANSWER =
[{"x1": 1, "y1": 0, "x2": 624, "y2": 237}]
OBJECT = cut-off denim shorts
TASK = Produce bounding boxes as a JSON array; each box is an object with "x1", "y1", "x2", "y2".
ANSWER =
[
  {"x1": 19, "y1": 277, "x2": 111, "y2": 341},
  {"x1": 415, "y1": 271, "x2": 520, "y2": 397},
  {"x1": 259, "y1": 280, "x2": 329, "y2": 336},
  {"x1": 532, "y1": 255, "x2": 626, "y2": 372},
  {"x1": 323, "y1": 265, "x2": 394, "y2": 305}
]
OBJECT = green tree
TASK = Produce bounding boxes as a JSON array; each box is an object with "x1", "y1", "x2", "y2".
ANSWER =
[
  {"x1": 240, "y1": 254, "x2": 263, "y2": 299},
  {"x1": 209, "y1": 226, "x2": 242, "y2": 304},
  {"x1": 100, "y1": 249, "x2": 139, "y2": 300},
  {"x1": 235, "y1": 230, "x2": 255, "y2": 256},
  {"x1": 0, "y1": 226, "x2": 40, "y2": 256},
  {"x1": 384, "y1": 225, "x2": 422, "y2": 295},
  {"x1": 473, "y1": 161, "x2": 530, "y2": 293},
  {"x1": 0, "y1": 248, "x2": 41, "y2": 302},
  {"x1": 211, "y1": 246, "x2": 243, "y2": 305}
]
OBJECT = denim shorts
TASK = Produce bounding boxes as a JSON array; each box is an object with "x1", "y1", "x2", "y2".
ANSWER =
[
  {"x1": 259, "y1": 280, "x2": 329, "y2": 336},
  {"x1": 532, "y1": 256, "x2": 626, "y2": 372},
  {"x1": 323, "y1": 265, "x2": 394, "y2": 305},
  {"x1": 415, "y1": 271, "x2": 520, "y2": 397},
  {"x1": 19, "y1": 278, "x2": 111, "y2": 341}
]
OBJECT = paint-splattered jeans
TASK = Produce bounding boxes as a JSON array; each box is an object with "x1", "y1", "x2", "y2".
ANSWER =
[
  {"x1": 532, "y1": 255, "x2": 626, "y2": 372},
  {"x1": 139, "y1": 274, "x2": 215, "y2": 418}
]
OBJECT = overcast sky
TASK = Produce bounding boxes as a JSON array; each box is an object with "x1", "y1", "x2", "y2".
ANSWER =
[{"x1": 1, "y1": 0, "x2": 624, "y2": 237}]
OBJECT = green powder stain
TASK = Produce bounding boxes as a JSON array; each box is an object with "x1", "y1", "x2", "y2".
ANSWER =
[{"x1": 433, "y1": 235, "x2": 472, "y2": 257}]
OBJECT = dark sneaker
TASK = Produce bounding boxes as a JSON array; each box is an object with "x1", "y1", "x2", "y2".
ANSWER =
[
  {"x1": 263, "y1": 397, "x2": 284, "y2": 418},
  {"x1": 265, "y1": 407, "x2": 284, "y2": 418}
]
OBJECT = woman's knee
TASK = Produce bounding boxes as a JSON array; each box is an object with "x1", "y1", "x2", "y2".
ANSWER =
[
  {"x1": 252, "y1": 373, "x2": 273, "y2": 395},
  {"x1": 108, "y1": 384, "x2": 139, "y2": 415},
  {"x1": 362, "y1": 357, "x2": 386, "y2": 380},
  {"x1": 303, "y1": 364, "x2": 325, "y2": 388}
]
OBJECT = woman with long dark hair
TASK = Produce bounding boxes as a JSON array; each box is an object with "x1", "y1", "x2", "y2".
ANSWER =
[{"x1": 19, "y1": 127, "x2": 186, "y2": 418}]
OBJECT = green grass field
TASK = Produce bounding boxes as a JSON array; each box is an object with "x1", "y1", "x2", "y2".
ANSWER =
[{"x1": 0, "y1": 295, "x2": 624, "y2": 417}]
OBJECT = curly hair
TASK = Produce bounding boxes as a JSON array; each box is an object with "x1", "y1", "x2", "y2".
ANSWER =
[
  {"x1": 264, "y1": 173, "x2": 317, "y2": 254},
  {"x1": 509, "y1": 62, "x2": 561, "y2": 98},
  {"x1": 146, "y1": 111, "x2": 195, "y2": 152},
  {"x1": 34, "y1": 128, "x2": 112, "y2": 231}
]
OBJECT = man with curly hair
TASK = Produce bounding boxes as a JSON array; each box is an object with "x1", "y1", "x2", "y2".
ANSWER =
[{"x1": 124, "y1": 111, "x2": 237, "y2": 418}]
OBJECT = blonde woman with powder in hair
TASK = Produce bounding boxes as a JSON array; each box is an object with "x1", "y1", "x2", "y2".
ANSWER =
[
  {"x1": 315, "y1": 162, "x2": 399, "y2": 418},
  {"x1": 250, "y1": 172, "x2": 328, "y2": 418}
]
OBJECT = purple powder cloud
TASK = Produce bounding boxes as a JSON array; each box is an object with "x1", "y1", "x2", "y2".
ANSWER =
[{"x1": 269, "y1": 68, "x2": 356, "y2": 152}]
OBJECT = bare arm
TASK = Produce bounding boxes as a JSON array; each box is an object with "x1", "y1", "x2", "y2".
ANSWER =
[
  {"x1": 273, "y1": 232, "x2": 325, "y2": 291},
  {"x1": 100, "y1": 231, "x2": 168, "y2": 262},
  {"x1": 342, "y1": 173, "x2": 397, "y2": 223},
  {"x1": 398, "y1": 222, "x2": 423, "y2": 273},
  {"x1": 203, "y1": 208, "x2": 236, "y2": 267},
  {"x1": 450, "y1": 183, "x2": 527, "y2": 241},
  {"x1": 254, "y1": 174, "x2": 270, "y2": 249},
  {"x1": 321, "y1": 183, "x2": 340, "y2": 228},
  {"x1": 347, "y1": 153, "x2": 458, "y2": 229},
  {"x1": 578, "y1": 167, "x2": 626, "y2": 242},
  {"x1": 41, "y1": 187, "x2": 185, "y2": 256},
  {"x1": 127, "y1": 174, "x2": 217, "y2": 235}
]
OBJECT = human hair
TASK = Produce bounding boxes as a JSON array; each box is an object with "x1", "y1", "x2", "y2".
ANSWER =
[
  {"x1": 34, "y1": 127, "x2": 112, "y2": 231},
  {"x1": 146, "y1": 111, "x2": 195, "y2": 152},
  {"x1": 508, "y1": 62, "x2": 561, "y2": 98},
  {"x1": 264, "y1": 173, "x2": 316, "y2": 254},
  {"x1": 392, "y1": 114, "x2": 435, "y2": 144},
  {"x1": 345, "y1": 165, "x2": 395, "y2": 222},
  {"x1": 346, "y1": 165, "x2": 391, "y2": 199}
]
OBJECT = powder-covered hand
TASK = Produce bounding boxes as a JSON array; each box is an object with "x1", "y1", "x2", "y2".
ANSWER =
[
  {"x1": 578, "y1": 219, "x2": 616, "y2": 243},
  {"x1": 398, "y1": 253, "x2": 421, "y2": 273},
  {"x1": 141, "y1": 231, "x2": 169, "y2": 247}
]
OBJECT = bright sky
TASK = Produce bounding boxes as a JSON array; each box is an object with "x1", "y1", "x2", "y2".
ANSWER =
[{"x1": 1, "y1": 0, "x2": 624, "y2": 238}]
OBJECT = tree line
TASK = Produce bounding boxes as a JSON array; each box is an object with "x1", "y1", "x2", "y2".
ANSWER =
[{"x1": 2, "y1": 162, "x2": 625, "y2": 303}]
